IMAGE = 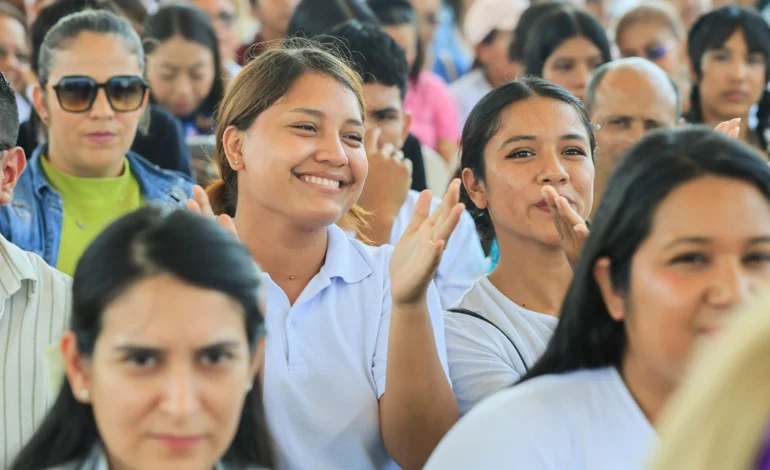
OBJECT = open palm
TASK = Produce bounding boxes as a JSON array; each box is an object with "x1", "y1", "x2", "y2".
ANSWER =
[{"x1": 390, "y1": 180, "x2": 465, "y2": 306}]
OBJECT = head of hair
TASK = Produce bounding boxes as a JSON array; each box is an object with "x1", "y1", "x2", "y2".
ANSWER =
[
  {"x1": 584, "y1": 57, "x2": 682, "y2": 120},
  {"x1": 520, "y1": 126, "x2": 770, "y2": 382},
  {"x1": 686, "y1": 6, "x2": 770, "y2": 151},
  {"x1": 0, "y1": 72, "x2": 19, "y2": 146},
  {"x1": 368, "y1": 0, "x2": 425, "y2": 82},
  {"x1": 0, "y1": 2, "x2": 28, "y2": 33},
  {"x1": 459, "y1": 76, "x2": 596, "y2": 253},
  {"x1": 317, "y1": 20, "x2": 409, "y2": 100},
  {"x1": 509, "y1": 1, "x2": 567, "y2": 62},
  {"x1": 206, "y1": 40, "x2": 370, "y2": 236},
  {"x1": 615, "y1": 2, "x2": 684, "y2": 45},
  {"x1": 144, "y1": 4, "x2": 225, "y2": 117},
  {"x1": 10, "y1": 206, "x2": 274, "y2": 470},
  {"x1": 523, "y1": 6, "x2": 612, "y2": 78},
  {"x1": 37, "y1": 9, "x2": 144, "y2": 87},
  {"x1": 649, "y1": 290, "x2": 770, "y2": 470},
  {"x1": 286, "y1": 0, "x2": 377, "y2": 38},
  {"x1": 31, "y1": 0, "x2": 122, "y2": 77}
]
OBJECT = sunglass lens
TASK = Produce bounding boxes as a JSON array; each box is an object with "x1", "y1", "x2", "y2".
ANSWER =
[
  {"x1": 106, "y1": 77, "x2": 146, "y2": 112},
  {"x1": 56, "y1": 77, "x2": 96, "y2": 112}
]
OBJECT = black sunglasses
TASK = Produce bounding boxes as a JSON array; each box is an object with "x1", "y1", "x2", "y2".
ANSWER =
[{"x1": 44, "y1": 75, "x2": 149, "y2": 113}]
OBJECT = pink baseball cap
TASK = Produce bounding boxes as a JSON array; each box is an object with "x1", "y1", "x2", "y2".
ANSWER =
[{"x1": 463, "y1": 0, "x2": 528, "y2": 46}]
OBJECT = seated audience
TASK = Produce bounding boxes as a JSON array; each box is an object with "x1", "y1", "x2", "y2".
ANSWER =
[
  {"x1": 426, "y1": 126, "x2": 770, "y2": 469},
  {"x1": 237, "y1": 0, "x2": 299, "y2": 64},
  {"x1": 10, "y1": 206, "x2": 274, "y2": 470},
  {"x1": 188, "y1": 0, "x2": 244, "y2": 79},
  {"x1": 0, "y1": 10, "x2": 194, "y2": 275}
]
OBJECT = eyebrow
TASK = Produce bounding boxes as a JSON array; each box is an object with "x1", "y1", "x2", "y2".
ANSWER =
[
  {"x1": 499, "y1": 133, "x2": 588, "y2": 150},
  {"x1": 664, "y1": 236, "x2": 770, "y2": 249},
  {"x1": 290, "y1": 108, "x2": 364, "y2": 127},
  {"x1": 159, "y1": 60, "x2": 207, "y2": 70},
  {"x1": 114, "y1": 341, "x2": 242, "y2": 354}
]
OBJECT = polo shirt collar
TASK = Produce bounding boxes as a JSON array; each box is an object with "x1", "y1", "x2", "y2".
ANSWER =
[
  {"x1": 0, "y1": 232, "x2": 38, "y2": 299},
  {"x1": 321, "y1": 224, "x2": 373, "y2": 285}
]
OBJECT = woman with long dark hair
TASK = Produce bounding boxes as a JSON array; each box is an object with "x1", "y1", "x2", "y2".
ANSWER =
[
  {"x1": 447, "y1": 76, "x2": 595, "y2": 416},
  {"x1": 685, "y1": 6, "x2": 770, "y2": 157},
  {"x1": 427, "y1": 126, "x2": 770, "y2": 469},
  {"x1": 11, "y1": 206, "x2": 274, "y2": 469}
]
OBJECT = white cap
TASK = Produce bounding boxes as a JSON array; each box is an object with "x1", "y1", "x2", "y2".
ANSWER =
[{"x1": 463, "y1": 0, "x2": 528, "y2": 47}]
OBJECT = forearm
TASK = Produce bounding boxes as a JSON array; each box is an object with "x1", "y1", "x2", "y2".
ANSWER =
[{"x1": 380, "y1": 302, "x2": 459, "y2": 470}]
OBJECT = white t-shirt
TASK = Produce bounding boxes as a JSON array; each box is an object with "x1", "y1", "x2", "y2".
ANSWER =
[
  {"x1": 425, "y1": 367, "x2": 657, "y2": 470},
  {"x1": 445, "y1": 275, "x2": 558, "y2": 415},
  {"x1": 450, "y1": 68, "x2": 493, "y2": 133},
  {"x1": 391, "y1": 190, "x2": 486, "y2": 308},
  {"x1": 263, "y1": 224, "x2": 449, "y2": 470}
]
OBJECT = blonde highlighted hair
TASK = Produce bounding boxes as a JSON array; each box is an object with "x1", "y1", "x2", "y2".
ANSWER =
[
  {"x1": 650, "y1": 292, "x2": 770, "y2": 470},
  {"x1": 206, "y1": 39, "x2": 370, "y2": 237},
  {"x1": 615, "y1": 1, "x2": 685, "y2": 44}
]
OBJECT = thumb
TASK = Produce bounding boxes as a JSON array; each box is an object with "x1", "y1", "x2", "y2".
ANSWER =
[{"x1": 364, "y1": 126, "x2": 382, "y2": 156}]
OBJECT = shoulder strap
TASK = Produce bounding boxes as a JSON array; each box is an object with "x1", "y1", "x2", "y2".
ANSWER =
[{"x1": 447, "y1": 307, "x2": 529, "y2": 373}]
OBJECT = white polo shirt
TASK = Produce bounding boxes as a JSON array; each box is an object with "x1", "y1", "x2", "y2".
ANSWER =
[
  {"x1": 391, "y1": 190, "x2": 486, "y2": 308},
  {"x1": 263, "y1": 224, "x2": 449, "y2": 470},
  {"x1": 450, "y1": 68, "x2": 493, "y2": 132},
  {"x1": 0, "y1": 234, "x2": 71, "y2": 468},
  {"x1": 445, "y1": 275, "x2": 558, "y2": 415},
  {"x1": 425, "y1": 367, "x2": 656, "y2": 470}
]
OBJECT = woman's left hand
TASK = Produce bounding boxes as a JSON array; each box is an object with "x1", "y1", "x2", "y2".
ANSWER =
[
  {"x1": 186, "y1": 185, "x2": 238, "y2": 237},
  {"x1": 390, "y1": 179, "x2": 465, "y2": 306}
]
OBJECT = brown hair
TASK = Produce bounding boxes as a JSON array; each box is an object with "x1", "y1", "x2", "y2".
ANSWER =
[
  {"x1": 206, "y1": 39, "x2": 370, "y2": 236},
  {"x1": 615, "y1": 2, "x2": 685, "y2": 44}
]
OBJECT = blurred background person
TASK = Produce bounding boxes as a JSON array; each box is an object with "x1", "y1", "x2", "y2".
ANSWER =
[
  {"x1": 188, "y1": 0, "x2": 245, "y2": 79},
  {"x1": 237, "y1": 0, "x2": 300, "y2": 64},
  {"x1": 0, "y1": 3, "x2": 32, "y2": 122},
  {"x1": 615, "y1": 2, "x2": 690, "y2": 113},
  {"x1": 450, "y1": 0, "x2": 526, "y2": 131}
]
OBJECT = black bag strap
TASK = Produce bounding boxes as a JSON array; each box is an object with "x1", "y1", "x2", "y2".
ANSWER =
[{"x1": 447, "y1": 308, "x2": 529, "y2": 373}]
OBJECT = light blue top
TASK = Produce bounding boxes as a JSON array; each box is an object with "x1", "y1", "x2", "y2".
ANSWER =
[
  {"x1": 426, "y1": 367, "x2": 656, "y2": 470},
  {"x1": 263, "y1": 224, "x2": 449, "y2": 470}
]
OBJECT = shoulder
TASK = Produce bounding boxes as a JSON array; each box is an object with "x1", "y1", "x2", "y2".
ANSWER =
[
  {"x1": 0, "y1": 167, "x2": 39, "y2": 234},
  {"x1": 126, "y1": 152, "x2": 195, "y2": 193}
]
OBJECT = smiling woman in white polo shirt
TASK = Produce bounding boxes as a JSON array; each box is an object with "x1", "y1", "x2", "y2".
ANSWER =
[
  {"x1": 446, "y1": 77, "x2": 595, "y2": 415},
  {"x1": 202, "y1": 41, "x2": 460, "y2": 470},
  {"x1": 427, "y1": 127, "x2": 770, "y2": 469}
]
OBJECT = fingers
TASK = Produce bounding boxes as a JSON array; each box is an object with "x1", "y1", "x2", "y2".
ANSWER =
[
  {"x1": 364, "y1": 126, "x2": 382, "y2": 156},
  {"x1": 428, "y1": 179, "x2": 461, "y2": 226},
  {"x1": 403, "y1": 189, "x2": 433, "y2": 235},
  {"x1": 191, "y1": 185, "x2": 215, "y2": 216},
  {"x1": 554, "y1": 195, "x2": 586, "y2": 228},
  {"x1": 217, "y1": 214, "x2": 239, "y2": 237},
  {"x1": 432, "y1": 202, "x2": 464, "y2": 244},
  {"x1": 542, "y1": 186, "x2": 567, "y2": 240}
]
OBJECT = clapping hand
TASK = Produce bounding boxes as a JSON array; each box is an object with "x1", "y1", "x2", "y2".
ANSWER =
[
  {"x1": 186, "y1": 185, "x2": 238, "y2": 237},
  {"x1": 715, "y1": 118, "x2": 741, "y2": 139},
  {"x1": 390, "y1": 179, "x2": 464, "y2": 306}
]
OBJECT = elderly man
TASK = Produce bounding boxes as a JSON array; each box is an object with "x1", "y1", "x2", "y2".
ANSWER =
[{"x1": 584, "y1": 57, "x2": 681, "y2": 215}]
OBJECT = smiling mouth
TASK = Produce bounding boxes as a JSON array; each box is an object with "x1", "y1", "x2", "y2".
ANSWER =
[{"x1": 299, "y1": 175, "x2": 341, "y2": 189}]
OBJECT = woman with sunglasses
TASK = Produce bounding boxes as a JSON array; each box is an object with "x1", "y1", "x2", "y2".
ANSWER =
[
  {"x1": 10, "y1": 206, "x2": 274, "y2": 470},
  {"x1": 615, "y1": 2, "x2": 690, "y2": 114},
  {"x1": 0, "y1": 10, "x2": 194, "y2": 276}
]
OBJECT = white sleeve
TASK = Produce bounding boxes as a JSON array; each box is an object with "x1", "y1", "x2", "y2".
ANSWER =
[
  {"x1": 445, "y1": 314, "x2": 522, "y2": 416},
  {"x1": 434, "y1": 210, "x2": 486, "y2": 308},
  {"x1": 425, "y1": 387, "x2": 568, "y2": 469}
]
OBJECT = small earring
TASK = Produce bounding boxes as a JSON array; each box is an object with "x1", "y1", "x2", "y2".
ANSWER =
[
  {"x1": 234, "y1": 160, "x2": 240, "y2": 165},
  {"x1": 245, "y1": 382, "x2": 253, "y2": 393},
  {"x1": 79, "y1": 389, "x2": 89, "y2": 401}
]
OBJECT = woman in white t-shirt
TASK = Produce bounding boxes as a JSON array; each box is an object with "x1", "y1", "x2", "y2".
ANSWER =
[
  {"x1": 427, "y1": 126, "x2": 770, "y2": 469},
  {"x1": 447, "y1": 76, "x2": 596, "y2": 415},
  {"x1": 195, "y1": 42, "x2": 460, "y2": 470}
]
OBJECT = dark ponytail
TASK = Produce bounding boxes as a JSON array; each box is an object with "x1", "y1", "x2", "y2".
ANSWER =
[{"x1": 755, "y1": 89, "x2": 770, "y2": 151}]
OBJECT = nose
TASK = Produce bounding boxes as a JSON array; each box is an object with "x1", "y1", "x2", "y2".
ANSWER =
[
  {"x1": 573, "y1": 63, "x2": 593, "y2": 95},
  {"x1": 88, "y1": 88, "x2": 114, "y2": 119},
  {"x1": 706, "y1": 259, "x2": 751, "y2": 309},
  {"x1": 160, "y1": 366, "x2": 201, "y2": 418},
  {"x1": 730, "y1": 59, "x2": 748, "y2": 81},
  {"x1": 314, "y1": 132, "x2": 350, "y2": 167},
  {"x1": 537, "y1": 149, "x2": 569, "y2": 185}
]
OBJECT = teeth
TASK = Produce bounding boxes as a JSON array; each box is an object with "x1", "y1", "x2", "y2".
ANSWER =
[{"x1": 301, "y1": 176, "x2": 340, "y2": 188}]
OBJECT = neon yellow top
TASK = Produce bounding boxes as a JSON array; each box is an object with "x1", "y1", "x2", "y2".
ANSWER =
[{"x1": 40, "y1": 156, "x2": 144, "y2": 275}]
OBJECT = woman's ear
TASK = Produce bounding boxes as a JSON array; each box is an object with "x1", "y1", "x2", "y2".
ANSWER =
[
  {"x1": 223, "y1": 125, "x2": 245, "y2": 170},
  {"x1": 32, "y1": 84, "x2": 49, "y2": 126},
  {"x1": 59, "y1": 331, "x2": 92, "y2": 403},
  {"x1": 461, "y1": 167, "x2": 488, "y2": 210},
  {"x1": 593, "y1": 257, "x2": 627, "y2": 322}
]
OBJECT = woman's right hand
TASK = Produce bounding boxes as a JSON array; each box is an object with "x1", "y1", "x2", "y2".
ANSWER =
[
  {"x1": 543, "y1": 185, "x2": 589, "y2": 269},
  {"x1": 187, "y1": 185, "x2": 238, "y2": 237},
  {"x1": 715, "y1": 118, "x2": 740, "y2": 139}
]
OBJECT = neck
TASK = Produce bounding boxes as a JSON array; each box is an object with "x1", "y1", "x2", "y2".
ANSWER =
[
  {"x1": 234, "y1": 196, "x2": 328, "y2": 286},
  {"x1": 46, "y1": 146, "x2": 125, "y2": 178},
  {"x1": 258, "y1": 25, "x2": 284, "y2": 44},
  {"x1": 483, "y1": 68, "x2": 507, "y2": 89},
  {"x1": 488, "y1": 233, "x2": 573, "y2": 315},
  {"x1": 620, "y1": 351, "x2": 677, "y2": 425}
]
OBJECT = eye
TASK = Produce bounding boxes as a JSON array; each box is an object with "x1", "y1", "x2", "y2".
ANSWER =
[
  {"x1": 743, "y1": 251, "x2": 770, "y2": 266},
  {"x1": 200, "y1": 349, "x2": 234, "y2": 367},
  {"x1": 292, "y1": 124, "x2": 317, "y2": 133},
  {"x1": 669, "y1": 252, "x2": 709, "y2": 265},
  {"x1": 554, "y1": 62, "x2": 573, "y2": 72},
  {"x1": 126, "y1": 352, "x2": 158, "y2": 368},
  {"x1": 606, "y1": 118, "x2": 630, "y2": 130},
  {"x1": 748, "y1": 54, "x2": 765, "y2": 65},
  {"x1": 713, "y1": 52, "x2": 730, "y2": 61},
  {"x1": 505, "y1": 149, "x2": 534, "y2": 159},
  {"x1": 563, "y1": 146, "x2": 587, "y2": 157},
  {"x1": 344, "y1": 133, "x2": 364, "y2": 144}
]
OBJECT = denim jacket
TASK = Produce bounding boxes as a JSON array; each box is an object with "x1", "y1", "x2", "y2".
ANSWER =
[{"x1": 0, "y1": 145, "x2": 195, "y2": 267}]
